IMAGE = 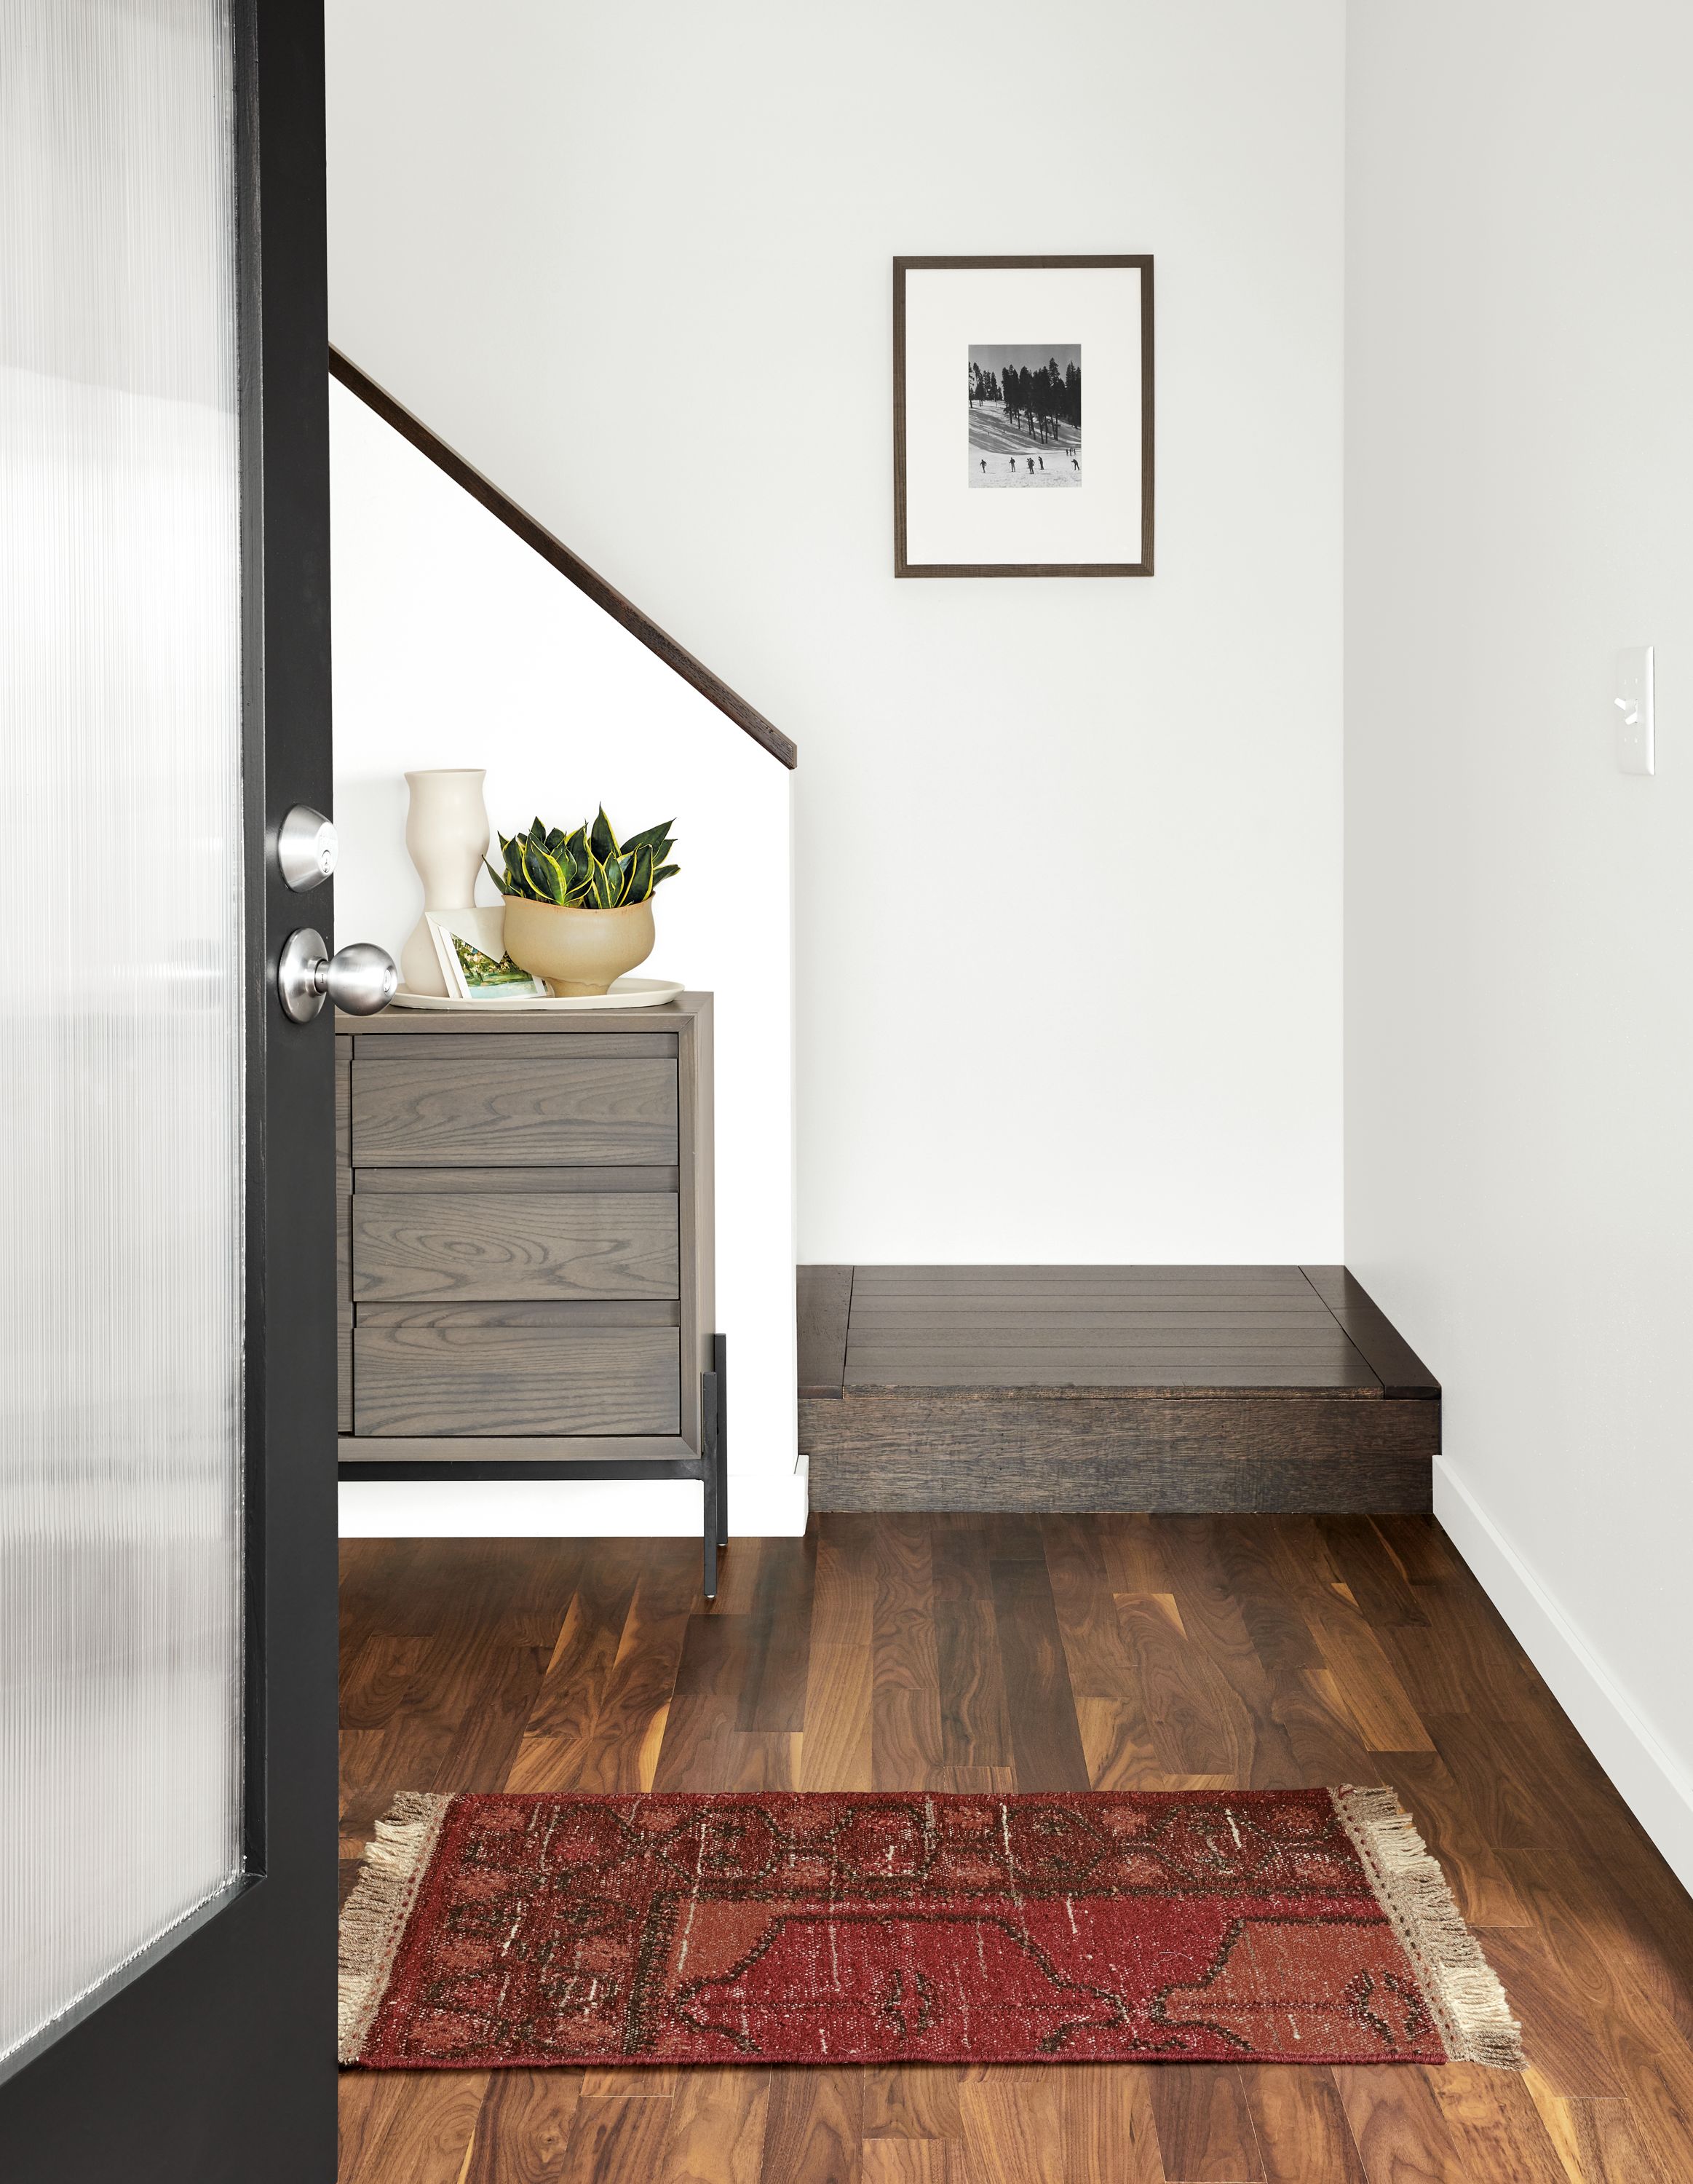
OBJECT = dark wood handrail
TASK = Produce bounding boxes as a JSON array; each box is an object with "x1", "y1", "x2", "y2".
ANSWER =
[{"x1": 328, "y1": 348, "x2": 797, "y2": 769}]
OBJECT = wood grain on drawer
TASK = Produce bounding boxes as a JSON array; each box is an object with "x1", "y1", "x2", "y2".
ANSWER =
[
  {"x1": 352, "y1": 1190, "x2": 679, "y2": 1302},
  {"x1": 353, "y1": 1305, "x2": 680, "y2": 1436},
  {"x1": 352, "y1": 1052, "x2": 678, "y2": 1166}
]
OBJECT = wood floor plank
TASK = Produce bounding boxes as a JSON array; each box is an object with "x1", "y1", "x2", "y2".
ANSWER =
[
  {"x1": 434, "y1": 1638, "x2": 555, "y2": 1789},
  {"x1": 1237, "y1": 2066, "x2": 1365, "y2": 2183},
  {"x1": 1042, "y1": 1512, "x2": 1143, "y2": 1697},
  {"x1": 1430, "y1": 2065, "x2": 1577, "y2": 2184},
  {"x1": 932, "y1": 1522, "x2": 1012, "y2": 1768},
  {"x1": 340, "y1": 1633, "x2": 429, "y2": 1730},
  {"x1": 798, "y1": 1640, "x2": 873, "y2": 1790},
  {"x1": 812, "y1": 1516, "x2": 876, "y2": 1650},
  {"x1": 459, "y1": 2073, "x2": 581, "y2": 2183},
  {"x1": 740, "y1": 1533, "x2": 817, "y2": 1733},
  {"x1": 339, "y1": 2071, "x2": 488, "y2": 2184},
  {"x1": 651, "y1": 1694, "x2": 741, "y2": 1792},
  {"x1": 1333, "y1": 2064, "x2": 1470, "y2": 2184},
  {"x1": 1368, "y1": 1514, "x2": 1460, "y2": 1586},
  {"x1": 870, "y1": 1516, "x2": 940, "y2": 1695},
  {"x1": 860, "y1": 2143, "x2": 957, "y2": 2184},
  {"x1": 871, "y1": 1515, "x2": 944, "y2": 1789},
  {"x1": 1075, "y1": 1693, "x2": 1161, "y2": 1789},
  {"x1": 1315, "y1": 1515, "x2": 1431, "y2": 1630},
  {"x1": 1518, "y1": 2068, "x2": 1593, "y2": 2184},
  {"x1": 1098, "y1": 1514, "x2": 1174, "y2": 1596},
  {"x1": 1060, "y1": 2066, "x2": 1167, "y2": 2183},
  {"x1": 861, "y1": 2066, "x2": 964, "y2": 2143},
  {"x1": 520, "y1": 1551, "x2": 643, "y2": 1744},
  {"x1": 656, "y1": 2069, "x2": 772, "y2": 2184},
  {"x1": 1114, "y1": 1591, "x2": 1259, "y2": 1781},
  {"x1": 1565, "y1": 2100, "x2": 1667, "y2": 2183},
  {"x1": 1147, "y1": 2064, "x2": 1265, "y2": 2180},
  {"x1": 991, "y1": 1552, "x2": 1091, "y2": 1791},
  {"x1": 873, "y1": 1682, "x2": 945, "y2": 1790},
  {"x1": 557, "y1": 2088, "x2": 676, "y2": 2183},
  {"x1": 1154, "y1": 1519, "x2": 1309, "y2": 1788},
  {"x1": 758, "y1": 2067, "x2": 862, "y2": 2184},
  {"x1": 1373, "y1": 1749, "x2": 1533, "y2": 1928},
  {"x1": 507, "y1": 1545, "x2": 697, "y2": 1792},
  {"x1": 957, "y1": 2074, "x2": 1066, "y2": 2184}
]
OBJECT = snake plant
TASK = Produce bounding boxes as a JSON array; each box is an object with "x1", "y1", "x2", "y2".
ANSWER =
[{"x1": 487, "y1": 810, "x2": 679, "y2": 910}]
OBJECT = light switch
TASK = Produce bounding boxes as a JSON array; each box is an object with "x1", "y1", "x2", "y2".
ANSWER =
[{"x1": 1616, "y1": 646, "x2": 1654, "y2": 775}]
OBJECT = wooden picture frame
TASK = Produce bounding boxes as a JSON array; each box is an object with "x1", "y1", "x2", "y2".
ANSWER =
[{"x1": 893, "y1": 255, "x2": 1154, "y2": 579}]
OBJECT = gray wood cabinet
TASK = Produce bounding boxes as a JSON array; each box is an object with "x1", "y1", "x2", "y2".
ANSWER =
[{"x1": 335, "y1": 995, "x2": 724, "y2": 1591}]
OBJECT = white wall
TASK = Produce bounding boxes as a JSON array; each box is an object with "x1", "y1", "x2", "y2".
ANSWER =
[
  {"x1": 329, "y1": 384, "x2": 803, "y2": 1539},
  {"x1": 325, "y1": 0, "x2": 1347, "y2": 1267},
  {"x1": 1346, "y1": 1, "x2": 1693, "y2": 1885}
]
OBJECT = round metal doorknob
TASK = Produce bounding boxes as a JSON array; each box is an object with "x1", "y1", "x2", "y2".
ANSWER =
[
  {"x1": 276, "y1": 804, "x2": 338, "y2": 890},
  {"x1": 277, "y1": 930, "x2": 398, "y2": 1022}
]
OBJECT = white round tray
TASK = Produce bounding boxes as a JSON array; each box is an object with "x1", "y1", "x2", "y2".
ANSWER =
[{"x1": 389, "y1": 976, "x2": 684, "y2": 1013}]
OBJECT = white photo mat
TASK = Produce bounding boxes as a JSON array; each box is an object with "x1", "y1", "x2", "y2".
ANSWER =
[{"x1": 896, "y1": 258, "x2": 1151, "y2": 576}]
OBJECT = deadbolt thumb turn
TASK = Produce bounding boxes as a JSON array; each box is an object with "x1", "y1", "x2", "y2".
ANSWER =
[{"x1": 278, "y1": 930, "x2": 398, "y2": 1022}]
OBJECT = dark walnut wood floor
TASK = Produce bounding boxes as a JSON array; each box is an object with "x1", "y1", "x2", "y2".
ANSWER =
[{"x1": 339, "y1": 1516, "x2": 1693, "y2": 2183}]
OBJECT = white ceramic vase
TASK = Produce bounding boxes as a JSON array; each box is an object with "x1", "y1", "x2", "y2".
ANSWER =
[{"x1": 400, "y1": 768, "x2": 490, "y2": 997}]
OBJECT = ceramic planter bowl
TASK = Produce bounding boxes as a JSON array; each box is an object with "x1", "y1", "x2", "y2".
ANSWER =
[{"x1": 501, "y1": 895, "x2": 656, "y2": 997}]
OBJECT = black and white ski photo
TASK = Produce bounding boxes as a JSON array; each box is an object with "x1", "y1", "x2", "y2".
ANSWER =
[{"x1": 968, "y1": 343, "x2": 1081, "y2": 486}]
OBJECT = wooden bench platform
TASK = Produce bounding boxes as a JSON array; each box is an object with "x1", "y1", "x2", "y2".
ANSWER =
[{"x1": 798, "y1": 1266, "x2": 1438, "y2": 1513}]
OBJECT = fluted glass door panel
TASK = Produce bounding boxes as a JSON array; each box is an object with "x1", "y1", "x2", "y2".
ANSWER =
[{"x1": 0, "y1": 0, "x2": 245, "y2": 2064}]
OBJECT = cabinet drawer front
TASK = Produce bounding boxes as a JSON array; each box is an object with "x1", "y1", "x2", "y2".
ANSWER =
[
  {"x1": 352, "y1": 1053, "x2": 677, "y2": 1166},
  {"x1": 353, "y1": 1307, "x2": 679, "y2": 1436},
  {"x1": 352, "y1": 1190, "x2": 679, "y2": 1302}
]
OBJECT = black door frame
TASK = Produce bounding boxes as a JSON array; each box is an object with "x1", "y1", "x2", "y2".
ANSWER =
[{"x1": 4, "y1": 4, "x2": 338, "y2": 2175}]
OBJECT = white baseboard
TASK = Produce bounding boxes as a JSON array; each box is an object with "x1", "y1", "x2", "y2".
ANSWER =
[
  {"x1": 1434, "y1": 1454, "x2": 1693, "y2": 1893},
  {"x1": 338, "y1": 1453, "x2": 810, "y2": 1540}
]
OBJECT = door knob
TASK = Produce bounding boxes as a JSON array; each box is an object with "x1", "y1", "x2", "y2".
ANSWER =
[
  {"x1": 276, "y1": 805, "x2": 338, "y2": 890},
  {"x1": 277, "y1": 930, "x2": 398, "y2": 1022}
]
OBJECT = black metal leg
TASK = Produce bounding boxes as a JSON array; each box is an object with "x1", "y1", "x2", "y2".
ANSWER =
[
  {"x1": 702, "y1": 1452, "x2": 718, "y2": 1601},
  {"x1": 713, "y1": 1332, "x2": 728, "y2": 1548}
]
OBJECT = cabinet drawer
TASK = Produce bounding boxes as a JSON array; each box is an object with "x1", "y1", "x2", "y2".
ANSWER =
[
  {"x1": 352, "y1": 1189, "x2": 679, "y2": 1302},
  {"x1": 352, "y1": 1051, "x2": 677, "y2": 1166},
  {"x1": 353, "y1": 1306, "x2": 680, "y2": 1436}
]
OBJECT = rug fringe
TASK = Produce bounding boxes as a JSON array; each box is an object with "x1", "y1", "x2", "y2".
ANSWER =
[
  {"x1": 1332, "y1": 1784, "x2": 1524, "y2": 2070},
  {"x1": 338, "y1": 1790, "x2": 453, "y2": 2065}
]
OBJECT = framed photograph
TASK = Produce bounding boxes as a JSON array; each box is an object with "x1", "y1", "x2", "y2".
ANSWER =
[
  {"x1": 425, "y1": 908, "x2": 547, "y2": 1001},
  {"x1": 893, "y1": 256, "x2": 1153, "y2": 579}
]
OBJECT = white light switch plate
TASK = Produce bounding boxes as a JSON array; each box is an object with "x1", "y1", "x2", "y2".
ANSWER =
[{"x1": 1617, "y1": 646, "x2": 1654, "y2": 775}]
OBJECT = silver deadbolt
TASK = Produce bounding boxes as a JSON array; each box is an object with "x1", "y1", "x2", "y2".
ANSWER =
[
  {"x1": 278, "y1": 930, "x2": 398, "y2": 1022},
  {"x1": 277, "y1": 804, "x2": 338, "y2": 890}
]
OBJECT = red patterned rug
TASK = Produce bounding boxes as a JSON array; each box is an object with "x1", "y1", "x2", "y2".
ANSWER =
[{"x1": 338, "y1": 1787, "x2": 1520, "y2": 2070}]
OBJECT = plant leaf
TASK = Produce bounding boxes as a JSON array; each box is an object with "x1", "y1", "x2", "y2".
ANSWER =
[
  {"x1": 523, "y1": 836, "x2": 568, "y2": 904},
  {"x1": 651, "y1": 862, "x2": 681, "y2": 887},
  {"x1": 483, "y1": 856, "x2": 513, "y2": 898},
  {"x1": 619, "y1": 820, "x2": 674, "y2": 860},
  {"x1": 627, "y1": 842, "x2": 654, "y2": 903},
  {"x1": 589, "y1": 805, "x2": 619, "y2": 865}
]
